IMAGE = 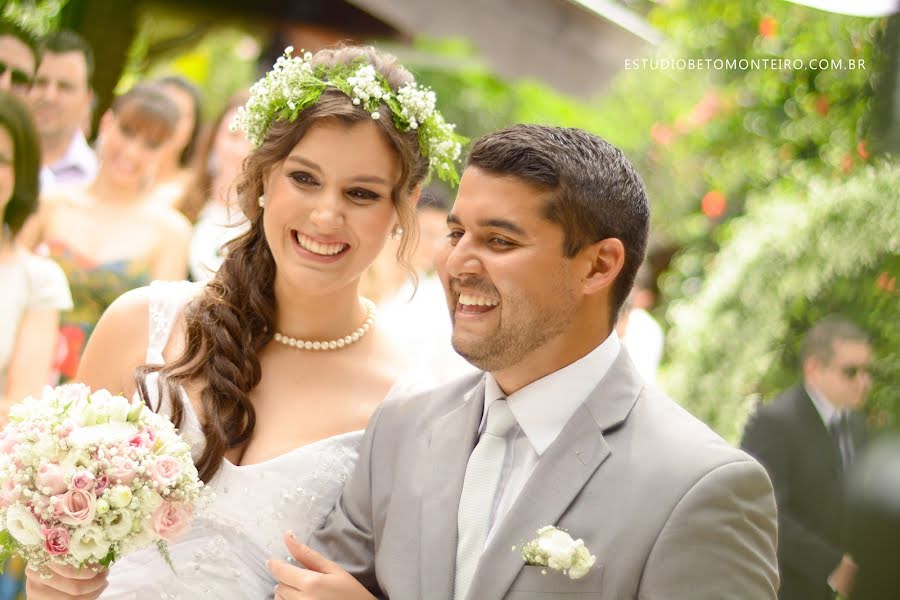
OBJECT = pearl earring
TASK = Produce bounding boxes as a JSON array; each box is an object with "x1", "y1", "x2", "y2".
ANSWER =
[
  {"x1": 390, "y1": 225, "x2": 403, "y2": 240},
  {"x1": 258, "y1": 195, "x2": 266, "y2": 208}
]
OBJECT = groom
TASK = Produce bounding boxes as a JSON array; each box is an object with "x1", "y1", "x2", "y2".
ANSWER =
[{"x1": 270, "y1": 125, "x2": 779, "y2": 599}]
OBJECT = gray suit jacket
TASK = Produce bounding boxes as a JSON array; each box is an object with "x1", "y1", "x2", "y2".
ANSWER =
[{"x1": 310, "y1": 350, "x2": 779, "y2": 599}]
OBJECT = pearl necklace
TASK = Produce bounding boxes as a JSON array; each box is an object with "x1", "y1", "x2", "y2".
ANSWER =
[{"x1": 273, "y1": 298, "x2": 376, "y2": 351}]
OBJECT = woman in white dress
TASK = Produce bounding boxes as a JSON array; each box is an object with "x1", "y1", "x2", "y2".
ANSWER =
[
  {"x1": 186, "y1": 92, "x2": 252, "y2": 282},
  {"x1": 0, "y1": 91, "x2": 73, "y2": 419},
  {"x1": 25, "y1": 45, "x2": 460, "y2": 599}
]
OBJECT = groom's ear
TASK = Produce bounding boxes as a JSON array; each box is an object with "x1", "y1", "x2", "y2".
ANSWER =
[{"x1": 580, "y1": 238, "x2": 625, "y2": 297}]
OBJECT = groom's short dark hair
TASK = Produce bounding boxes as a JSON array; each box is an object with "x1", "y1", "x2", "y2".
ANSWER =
[{"x1": 466, "y1": 124, "x2": 650, "y2": 319}]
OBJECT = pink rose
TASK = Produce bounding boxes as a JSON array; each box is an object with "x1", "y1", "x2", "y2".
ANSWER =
[
  {"x1": 151, "y1": 502, "x2": 192, "y2": 542},
  {"x1": 150, "y1": 457, "x2": 181, "y2": 488},
  {"x1": 108, "y1": 457, "x2": 136, "y2": 485},
  {"x1": 0, "y1": 429, "x2": 20, "y2": 454},
  {"x1": 71, "y1": 471, "x2": 95, "y2": 491},
  {"x1": 129, "y1": 428, "x2": 156, "y2": 449},
  {"x1": 0, "y1": 479, "x2": 17, "y2": 506},
  {"x1": 58, "y1": 421, "x2": 76, "y2": 438},
  {"x1": 58, "y1": 488, "x2": 97, "y2": 526},
  {"x1": 36, "y1": 464, "x2": 68, "y2": 496},
  {"x1": 42, "y1": 527, "x2": 69, "y2": 556},
  {"x1": 94, "y1": 474, "x2": 109, "y2": 495}
]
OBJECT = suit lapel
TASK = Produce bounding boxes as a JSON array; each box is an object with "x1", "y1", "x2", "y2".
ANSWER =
[
  {"x1": 795, "y1": 388, "x2": 842, "y2": 476},
  {"x1": 420, "y1": 376, "x2": 487, "y2": 600},
  {"x1": 466, "y1": 351, "x2": 643, "y2": 600}
]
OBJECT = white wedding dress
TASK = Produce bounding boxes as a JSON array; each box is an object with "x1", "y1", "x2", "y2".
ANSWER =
[{"x1": 101, "y1": 281, "x2": 364, "y2": 599}]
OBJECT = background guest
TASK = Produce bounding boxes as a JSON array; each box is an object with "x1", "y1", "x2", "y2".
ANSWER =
[
  {"x1": 0, "y1": 90, "x2": 72, "y2": 600},
  {"x1": 185, "y1": 91, "x2": 251, "y2": 282},
  {"x1": 144, "y1": 75, "x2": 203, "y2": 209},
  {"x1": 19, "y1": 84, "x2": 191, "y2": 381},
  {"x1": 741, "y1": 316, "x2": 872, "y2": 600},
  {"x1": 0, "y1": 19, "x2": 37, "y2": 100},
  {"x1": 616, "y1": 265, "x2": 664, "y2": 383},
  {"x1": 28, "y1": 30, "x2": 97, "y2": 188}
]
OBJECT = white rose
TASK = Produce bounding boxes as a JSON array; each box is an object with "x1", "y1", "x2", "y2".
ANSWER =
[
  {"x1": 108, "y1": 485, "x2": 133, "y2": 509},
  {"x1": 60, "y1": 448, "x2": 92, "y2": 472},
  {"x1": 105, "y1": 509, "x2": 133, "y2": 540},
  {"x1": 123, "y1": 516, "x2": 156, "y2": 550},
  {"x1": 567, "y1": 546, "x2": 596, "y2": 580},
  {"x1": 5, "y1": 503, "x2": 43, "y2": 546},
  {"x1": 58, "y1": 383, "x2": 91, "y2": 408},
  {"x1": 67, "y1": 422, "x2": 137, "y2": 448},
  {"x1": 134, "y1": 488, "x2": 163, "y2": 512},
  {"x1": 69, "y1": 525, "x2": 110, "y2": 562},
  {"x1": 538, "y1": 528, "x2": 576, "y2": 570},
  {"x1": 80, "y1": 402, "x2": 100, "y2": 426},
  {"x1": 97, "y1": 393, "x2": 131, "y2": 424}
]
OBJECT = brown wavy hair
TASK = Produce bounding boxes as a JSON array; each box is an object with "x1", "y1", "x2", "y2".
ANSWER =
[{"x1": 136, "y1": 46, "x2": 430, "y2": 482}]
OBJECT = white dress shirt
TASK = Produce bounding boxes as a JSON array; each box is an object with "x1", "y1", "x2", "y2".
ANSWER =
[
  {"x1": 39, "y1": 131, "x2": 98, "y2": 189},
  {"x1": 805, "y1": 383, "x2": 842, "y2": 428},
  {"x1": 479, "y1": 331, "x2": 621, "y2": 545},
  {"x1": 621, "y1": 307, "x2": 664, "y2": 383}
]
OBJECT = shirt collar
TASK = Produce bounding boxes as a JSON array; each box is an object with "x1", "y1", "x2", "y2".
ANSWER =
[
  {"x1": 805, "y1": 383, "x2": 841, "y2": 426},
  {"x1": 48, "y1": 131, "x2": 98, "y2": 179},
  {"x1": 482, "y1": 331, "x2": 621, "y2": 455}
]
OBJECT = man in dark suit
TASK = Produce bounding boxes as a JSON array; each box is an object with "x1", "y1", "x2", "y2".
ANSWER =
[{"x1": 742, "y1": 317, "x2": 872, "y2": 600}]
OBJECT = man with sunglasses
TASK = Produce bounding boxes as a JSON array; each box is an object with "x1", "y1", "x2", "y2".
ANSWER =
[
  {"x1": 742, "y1": 317, "x2": 873, "y2": 600},
  {"x1": 0, "y1": 20, "x2": 37, "y2": 99}
]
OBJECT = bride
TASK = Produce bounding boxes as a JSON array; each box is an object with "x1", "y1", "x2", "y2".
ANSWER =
[{"x1": 25, "y1": 45, "x2": 461, "y2": 599}]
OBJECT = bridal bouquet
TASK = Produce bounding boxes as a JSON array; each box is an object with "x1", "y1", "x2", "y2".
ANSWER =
[{"x1": 0, "y1": 384, "x2": 205, "y2": 575}]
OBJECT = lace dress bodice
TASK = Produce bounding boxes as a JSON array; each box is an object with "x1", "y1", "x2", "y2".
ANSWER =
[{"x1": 101, "y1": 281, "x2": 363, "y2": 599}]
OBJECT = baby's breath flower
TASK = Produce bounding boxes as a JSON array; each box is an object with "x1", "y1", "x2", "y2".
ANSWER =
[{"x1": 231, "y1": 46, "x2": 464, "y2": 185}]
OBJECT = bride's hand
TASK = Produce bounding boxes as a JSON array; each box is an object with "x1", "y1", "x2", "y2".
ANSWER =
[
  {"x1": 25, "y1": 562, "x2": 109, "y2": 599},
  {"x1": 268, "y1": 531, "x2": 377, "y2": 600}
]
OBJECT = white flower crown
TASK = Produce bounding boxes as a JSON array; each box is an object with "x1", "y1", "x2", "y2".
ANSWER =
[{"x1": 231, "y1": 47, "x2": 465, "y2": 185}]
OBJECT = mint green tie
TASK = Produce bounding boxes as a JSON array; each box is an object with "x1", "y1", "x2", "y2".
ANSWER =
[{"x1": 454, "y1": 399, "x2": 517, "y2": 600}]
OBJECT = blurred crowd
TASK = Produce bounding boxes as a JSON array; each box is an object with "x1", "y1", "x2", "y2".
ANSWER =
[{"x1": 0, "y1": 22, "x2": 253, "y2": 411}]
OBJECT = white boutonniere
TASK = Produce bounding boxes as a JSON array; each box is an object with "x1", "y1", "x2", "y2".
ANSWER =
[{"x1": 516, "y1": 525, "x2": 596, "y2": 580}]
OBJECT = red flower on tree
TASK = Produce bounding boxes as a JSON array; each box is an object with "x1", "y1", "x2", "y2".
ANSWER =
[
  {"x1": 759, "y1": 16, "x2": 778, "y2": 39},
  {"x1": 701, "y1": 190, "x2": 727, "y2": 219},
  {"x1": 876, "y1": 272, "x2": 896, "y2": 294},
  {"x1": 651, "y1": 122, "x2": 676, "y2": 146},
  {"x1": 857, "y1": 140, "x2": 870, "y2": 160},
  {"x1": 841, "y1": 154, "x2": 854, "y2": 174},
  {"x1": 815, "y1": 96, "x2": 830, "y2": 117}
]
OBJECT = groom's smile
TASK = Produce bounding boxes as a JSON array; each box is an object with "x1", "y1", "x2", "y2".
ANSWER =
[{"x1": 436, "y1": 166, "x2": 583, "y2": 375}]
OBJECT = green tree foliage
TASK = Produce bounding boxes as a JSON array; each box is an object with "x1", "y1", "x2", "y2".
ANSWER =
[
  {"x1": 663, "y1": 161, "x2": 900, "y2": 442},
  {"x1": 607, "y1": 2, "x2": 889, "y2": 298},
  {"x1": 2, "y1": 0, "x2": 67, "y2": 36}
]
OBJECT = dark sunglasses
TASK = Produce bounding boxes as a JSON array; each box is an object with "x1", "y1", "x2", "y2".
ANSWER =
[
  {"x1": 0, "y1": 61, "x2": 32, "y2": 87},
  {"x1": 840, "y1": 364, "x2": 870, "y2": 379}
]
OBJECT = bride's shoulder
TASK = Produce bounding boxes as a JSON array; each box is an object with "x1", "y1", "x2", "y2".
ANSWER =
[{"x1": 76, "y1": 287, "x2": 156, "y2": 395}]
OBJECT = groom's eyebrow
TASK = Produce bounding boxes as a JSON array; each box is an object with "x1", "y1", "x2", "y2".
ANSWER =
[
  {"x1": 480, "y1": 218, "x2": 526, "y2": 236},
  {"x1": 446, "y1": 213, "x2": 526, "y2": 236}
]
